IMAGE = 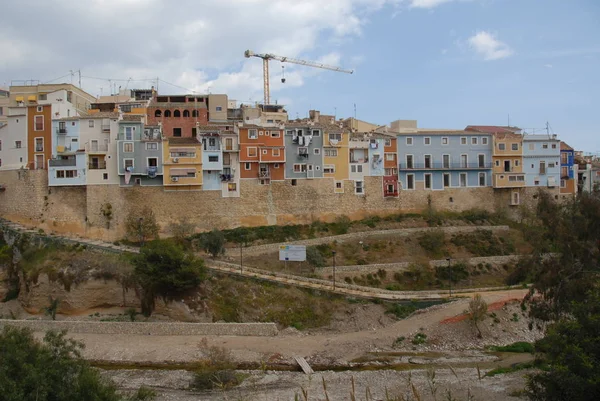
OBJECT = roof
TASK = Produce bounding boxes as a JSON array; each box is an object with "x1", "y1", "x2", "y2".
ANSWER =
[
  {"x1": 122, "y1": 114, "x2": 143, "y2": 122},
  {"x1": 168, "y1": 137, "x2": 200, "y2": 145},
  {"x1": 80, "y1": 112, "x2": 120, "y2": 119},
  {"x1": 465, "y1": 125, "x2": 521, "y2": 134},
  {"x1": 396, "y1": 130, "x2": 482, "y2": 136},
  {"x1": 560, "y1": 141, "x2": 573, "y2": 151}
]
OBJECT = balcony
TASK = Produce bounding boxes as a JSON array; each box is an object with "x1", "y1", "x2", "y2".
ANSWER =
[
  {"x1": 56, "y1": 127, "x2": 67, "y2": 134},
  {"x1": 384, "y1": 191, "x2": 399, "y2": 198},
  {"x1": 223, "y1": 144, "x2": 238, "y2": 152},
  {"x1": 259, "y1": 170, "x2": 270, "y2": 179},
  {"x1": 49, "y1": 158, "x2": 76, "y2": 167},
  {"x1": 399, "y1": 162, "x2": 492, "y2": 170},
  {"x1": 101, "y1": 124, "x2": 110, "y2": 132},
  {"x1": 220, "y1": 173, "x2": 234, "y2": 182},
  {"x1": 86, "y1": 143, "x2": 109, "y2": 153},
  {"x1": 88, "y1": 161, "x2": 107, "y2": 170}
]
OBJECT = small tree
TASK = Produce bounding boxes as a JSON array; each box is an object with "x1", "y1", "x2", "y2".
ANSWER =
[
  {"x1": 201, "y1": 229, "x2": 225, "y2": 258},
  {"x1": 125, "y1": 207, "x2": 160, "y2": 245},
  {"x1": 168, "y1": 219, "x2": 196, "y2": 242},
  {"x1": 132, "y1": 240, "x2": 206, "y2": 317},
  {"x1": 43, "y1": 297, "x2": 60, "y2": 321},
  {"x1": 468, "y1": 293, "x2": 488, "y2": 338}
]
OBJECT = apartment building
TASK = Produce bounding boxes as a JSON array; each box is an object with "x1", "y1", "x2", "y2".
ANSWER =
[
  {"x1": 284, "y1": 123, "x2": 323, "y2": 181},
  {"x1": 560, "y1": 142, "x2": 576, "y2": 195},
  {"x1": 239, "y1": 124, "x2": 286, "y2": 184},
  {"x1": 348, "y1": 133, "x2": 370, "y2": 193},
  {"x1": 397, "y1": 131, "x2": 492, "y2": 191},
  {"x1": 322, "y1": 125, "x2": 349, "y2": 193},
  {"x1": 48, "y1": 117, "x2": 85, "y2": 186},
  {"x1": 522, "y1": 134, "x2": 561, "y2": 188},
  {"x1": 490, "y1": 132, "x2": 525, "y2": 189},
  {"x1": 0, "y1": 89, "x2": 8, "y2": 127},
  {"x1": 383, "y1": 136, "x2": 398, "y2": 197},
  {"x1": 8, "y1": 83, "x2": 95, "y2": 115},
  {"x1": 0, "y1": 104, "x2": 27, "y2": 170},
  {"x1": 221, "y1": 129, "x2": 240, "y2": 197},
  {"x1": 116, "y1": 116, "x2": 163, "y2": 187},
  {"x1": 198, "y1": 127, "x2": 224, "y2": 190},
  {"x1": 162, "y1": 137, "x2": 203, "y2": 191},
  {"x1": 81, "y1": 113, "x2": 120, "y2": 185}
]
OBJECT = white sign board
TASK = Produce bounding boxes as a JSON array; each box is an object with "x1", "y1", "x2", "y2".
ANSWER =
[{"x1": 279, "y1": 245, "x2": 306, "y2": 262}]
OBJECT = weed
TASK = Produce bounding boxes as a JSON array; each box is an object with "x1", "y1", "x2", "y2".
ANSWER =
[
  {"x1": 488, "y1": 341, "x2": 534, "y2": 353},
  {"x1": 412, "y1": 333, "x2": 427, "y2": 345},
  {"x1": 418, "y1": 230, "x2": 447, "y2": 258},
  {"x1": 393, "y1": 336, "x2": 406, "y2": 347}
]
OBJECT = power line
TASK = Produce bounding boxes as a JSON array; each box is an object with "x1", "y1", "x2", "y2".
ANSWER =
[
  {"x1": 43, "y1": 73, "x2": 73, "y2": 84},
  {"x1": 158, "y1": 79, "x2": 196, "y2": 93}
]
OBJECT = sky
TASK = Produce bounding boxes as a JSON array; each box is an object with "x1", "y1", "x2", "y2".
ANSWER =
[{"x1": 1, "y1": 0, "x2": 599, "y2": 150}]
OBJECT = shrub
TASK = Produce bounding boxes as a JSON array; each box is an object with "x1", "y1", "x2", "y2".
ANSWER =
[
  {"x1": 489, "y1": 342, "x2": 534, "y2": 353},
  {"x1": 418, "y1": 230, "x2": 446, "y2": 258},
  {"x1": 125, "y1": 207, "x2": 160, "y2": 244},
  {"x1": 331, "y1": 215, "x2": 351, "y2": 235},
  {"x1": 200, "y1": 229, "x2": 225, "y2": 258},
  {"x1": 435, "y1": 262, "x2": 469, "y2": 283},
  {"x1": 386, "y1": 302, "x2": 419, "y2": 319},
  {"x1": 412, "y1": 332, "x2": 427, "y2": 345},
  {"x1": 306, "y1": 246, "x2": 325, "y2": 267},
  {"x1": 451, "y1": 229, "x2": 515, "y2": 256},
  {"x1": 468, "y1": 293, "x2": 488, "y2": 338}
]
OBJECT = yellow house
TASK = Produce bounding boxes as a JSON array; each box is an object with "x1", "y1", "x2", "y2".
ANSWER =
[
  {"x1": 162, "y1": 137, "x2": 203, "y2": 191},
  {"x1": 492, "y1": 132, "x2": 525, "y2": 188},
  {"x1": 323, "y1": 126, "x2": 349, "y2": 193}
]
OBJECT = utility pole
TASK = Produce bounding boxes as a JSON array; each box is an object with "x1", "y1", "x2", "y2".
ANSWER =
[
  {"x1": 239, "y1": 235, "x2": 244, "y2": 274},
  {"x1": 332, "y1": 250, "x2": 337, "y2": 290},
  {"x1": 138, "y1": 217, "x2": 144, "y2": 247},
  {"x1": 78, "y1": 70, "x2": 81, "y2": 88},
  {"x1": 446, "y1": 257, "x2": 452, "y2": 298}
]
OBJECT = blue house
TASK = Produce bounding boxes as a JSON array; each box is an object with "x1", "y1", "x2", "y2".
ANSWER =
[
  {"x1": 397, "y1": 131, "x2": 493, "y2": 190},
  {"x1": 198, "y1": 128, "x2": 223, "y2": 190},
  {"x1": 522, "y1": 134, "x2": 561, "y2": 188},
  {"x1": 48, "y1": 117, "x2": 86, "y2": 186},
  {"x1": 116, "y1": 117, "x2": 163, "y2": 187}
]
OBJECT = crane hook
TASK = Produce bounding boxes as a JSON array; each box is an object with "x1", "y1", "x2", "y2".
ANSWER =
[{"x1": 281, "y1": 65, "x2": 286, "y2": 84}]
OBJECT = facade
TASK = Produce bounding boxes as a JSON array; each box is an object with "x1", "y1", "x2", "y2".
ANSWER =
[
  {"x1": 383, "y1": 136, "x2": 398, "y2": 197},
  {"x1": 198, "y1": 128, "x2": 224, "y2": 191},
  {"x1": 0, "y1": 89, "x2": 8, "y2": 127},
  {"x1": 0, "y1": 105, "x2": 27, "y2": 170},
  {"x1": 162, "y1": 137, "x2": 203, "y2": 191},
  {"x1": 27, "y1": 104, "x2": 53, "y2": 170},
  {"x1": 284, "y1": 123, "x2": 323, "y2": 181},
  {"x1": 560, "y1": 142, "x2": 576, "y2": 195},
  {"x1": 221, "y1": 130, "x2": 240, "y2": 197},
  {"x1": 490, "y1": 132, "x2": 525, "y2": 189},
  {"x1": 522, "y1": 134, "x2": 561, "y2": 188},
  {"x1": 49, "y1": 117, "x2": 85, "y2": 186},
  {"x1": 81, "y1": 113, "x2": 120, "y2": 185},
  {"x1": 9, "y1": 83, "x2": 95, "y2": 115},
  {"x1": 239, "y1": 124, "x2": 285, "y2": 184},
  {"x1": 116, "y1": 117, "x2": 163, "y2": 187},
  {"x1": 397, "y1": 131, "x2": 493, "y2": 191},
  {"x1": 323, "y1": 126, "x2": 349, "y2": 193},
  {"x1": 348, "y1": 134, "x2": 370, "y2": 193}
]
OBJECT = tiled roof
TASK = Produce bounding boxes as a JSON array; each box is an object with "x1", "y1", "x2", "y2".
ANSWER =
[
  {"x1": 465, "y1": 125, "x2": 520, "y2": 134},
  {"x1": 168, "y1": 137, "x2": 200, "y2": 145},
  {"x1": 494, "y1": 132, "x2": 523, "y2": 140},
  {"x1": 80, "y1": 112, "x2": 120, "y2": 119},
  {"x1": 122, "y1": 114, "x2": 143, "y2": 122},
  {"x1": 561, "y1": 141, "x2": 573, "y2": 151}
]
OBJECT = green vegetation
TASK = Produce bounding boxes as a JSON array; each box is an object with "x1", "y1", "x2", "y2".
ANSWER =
[
  {"x1": 0, "y1": 326, "x2": 154, "y2": 401},
  {"x1": 192, "y1": 341, "x2": 244, "y2": 391},
  {"x1": 385, "y1": 302, "x2": 419, "y2": 319},
  {"x1": 43, "y1": 296, "x2": 60, "y2": 320},
  {"x1": 131, "y1": 240, "x2": 206, "y2": 317},
  {"x1": 489, "y1": 341, "x2": 535, "y2": 353},
  {"x1": 199, "y1": 229, "x2": 225, "y2": 258},
  {"x1": 450, "y1": 229, "x2": 515, "y2": 256},
  {"x1": 124, "y1": 207, "x2": 159, "y2": 245},
  {"x1": 417, "y1": 230, "x2": 447, "y2": 258},
  {"x1": 485, "y1": 360, "x2": 543, "y2": 377},
  {"x1": 306, "y1": 245, "x2": 326, "y2": 267},
  {"x1": 468, "y1": 293, "x2": 488, "y2": 338},
  {"x1": 411, "y1": 332, "x2": 427, "y2": 345},
  {"x1": 434, "y1": 262, "x2": 469, "y2": 283}
]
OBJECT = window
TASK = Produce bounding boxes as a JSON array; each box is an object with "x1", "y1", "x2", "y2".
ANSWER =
[
  {"x1": 0, "y1": 140, "x2": 1, "y2": 151},
  {"x1": 103, "y1": 173, "x2": 108, "y2": 180},
  {"x1": 335, "y1": 181, "x2": 343, "y2": 192},
  {"x1": 15, "y1": 141, "x2": 22, "y2": 149},
  {"x1": 479, "y1": 172, "x2": 486, "y2": 186},
  {"x1": 515, "y1": 160, "x2": 520, "y2": 167},
  {"x1": 228, "y1": 183, "x2": 237, "y2": 192},
  {"x1": 314, "y1": 148, "x2": 321, "y2": 155},
  {"x1": 350, "y1": 164, "x2": 363, "y2": 173},
  {"x1": 406, "y1": 174, "x2": 415, "y2": 190},
  {"x1": 324, "y1": 149, "x2": 338, "y2": 157},
  {"x1": 508, "y1": 175, "x2": 525, "y2": 182},
  {"x1": 125, "y1": 127, "x2": 134, "y2": 140},
  {"x1": 406, "y1": 155, "x2": 414, "y2": 169},
  {"x1": 123, "y1": 143, "x2": 133, "y2": 153},
  {"x1": 528, "y1": 143, "x2": 534, "y2": 151},
  {"x1": 247, "y1": 147, "x2": 257, "y2": 157},
  {"x1": 542, "y1": 143, "x2": 548, "y2": 149},
  {"x1": 274, "y1": 163, "x2": 280, "y2": 169},
  {"x1": 406, "y1": 137, "x2": 413, "y2": 146},
  {"x1": 312, "y1": 130, "x2": 320, "y2": 136},
  {"x1": 443, "y1": 173, "x2": 450, "y2": 188},
  {"x1": 424, "y1": 174, "x2": 432, "y2": 189},
  {"x1": 146, "y1": 142, "x2": 158, "y2": 150},
  {"x1": 248, "y1": 129, "x2": 258, "y2": 139},
  {"x1": 385, "y1": 139, "x2": 391, "y2": 147},
  {"x1": 534, "y1": 179, "x2": 540, "y2": 185},
  {"x1": 424, "y1": 137, "x2": 431, "y2": 145},
  {"x1": 56, "y1": 171, "x2": 65, "y2": 178},
  {"x1": 495, "y1": 160, "x2": 500, "y2": 167},
  {"x1": 147, "y1": 158, "x2": 158, "y2": 167},
  {"x1": 286, "y1": 130, "x2": 294, "y2": 136},
  {"x1": 498, "y1": 143, "x2": 506, "y2": 151},
  {"x1": 298, "y1": 147, "x2": 308, "y2": 155},
  {"x1": 512, "y1": 192, "x2": 520, "y2": 205},
  {"x1": 291, "y1": 179, "x2": 297, "y2": 186},
  {"x1": 37, "y1": 106, "x2": 43, "y2": 112},
  {"x1": 561, "y1": 166, "x2": 568, "y2": 177},
  {"x1": 271, "y1": 131, "x2": 280, "y2": 138},
  {"x1": 424, "y1": 155, "x2": 432, "y2": 168},
  {"x1": 385, "y1": 153, "x2": 395, "y2": 161},
  {"x1": 262, "y1": 149, "x2": 268, "y2": 155},
  {"x1": 35, "y1": 138, "x2": 43, "y2": 152},
  {"x1": 173, "y1": 128, "x2": 182, "y2": 137},
  {"x1": 478, "y1": 154, "x2": 485, "y2": 168},
  {"x1": 34, "y1": 115, "x2": 44, "y2": 131},
  {"x1": 548, "y1": 162, "x2": 555, "y2": 168},
  {"x1": 460, "y1": 173, "x2": 467, "y2": 187},
  {"x1": 208, "y1": 155, "x2": 219, "y2": 162},
  {"x1": 471, "y1": 137, "x2": 478, "y2": 145},
  {"x1": 442, "y1": 137, "x2": 449, "y2": 145},
  {"x1": 245, "y1": 162, "x2": 251, "y2": 170},
  {"x1": 324, "y1": 165, "x2": 335, "y2": 174},
  {"x1": 551, "y1": 143, "x2": 557, "y2": 149},
  {"x1": 329, "y1": 133, "x2": 342, "y2": 142},
  {"x1": 355, "y1": 181, "x2": 364, "y2": 194},
  {"x1": 460, "y1": 154, "x2": 468, "y2": 168},
  {"x1": 482, "y1": 137, "x2": 488, "y2": 145},
  {"x1": 124, "y1": 159, "x2": 134, "y2": 170},
  {"x1": 89, "y1": 120, "x2": 94, "y2": 128},
  {"x1": 385, "y1": 168, "x2": 398, "y2": 176},
  {"x1": 540, "y1": 161, "x2": 546, "y2": 174},
  {"x1": 0, "y1": 107, "x2": 3, "y2": 116},
  {"x1": 461, "y1": 137, "x2": 467, "y2": 145},
  {"x1": 560, "y1": 179, "x2": 566, "y2": 188},
  {"x1": 293, "y1": 164, "x2": 307, "y2": 173},
  {"x1": 273, "y1": 148, "x2": 280, "y2": 157},
  {"x1": 442, "y1": 154, "x2": 450, "y2": 169},
  {"x1": 216, "y1": 106, "x2": 222, "y2": 112},
  {"x1": 511, "y1": 143, "x2": 519, "y2": 151}
]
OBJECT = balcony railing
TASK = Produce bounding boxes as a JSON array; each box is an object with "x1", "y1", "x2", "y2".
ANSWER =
[
  {"x1": 56, "y1": 127, "x2": 67, "y2": 134},
  {"x1": 35, "y1": 147, "x2": 44, "y2": 152},
  {"x1": 86, "y1": 143, "x2": 109, "y2": 153},
  {"x1": 384, "y1": 191, "x2": 399, "y2": 198},
  {"x1": 88, "y1": 161, "x2": 107, "y2": 170},
  {"x1": 101, "y1": 124, "x2": 110, "y2": 132},
  {"x1": 399, "y1": 162, "x2": 492, "y2": 170},
  {"x1": 49, "y1": 158, "x2": 76, "y2": 167},
  {"x1": 223, "y1": 144, "x2": 238, "y2": 152},
  {"x1": 259, "y1": 170, "x2": 270, "y2": 178}
]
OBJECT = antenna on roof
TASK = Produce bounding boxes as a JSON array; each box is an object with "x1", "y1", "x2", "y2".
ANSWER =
[{"x1": 507, "y1": 114, "x2": 510, "y2": 127}]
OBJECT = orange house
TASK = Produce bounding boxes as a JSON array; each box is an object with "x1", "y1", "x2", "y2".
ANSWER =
[
  {"x1": 239, "y1": 125, "x2": 285, "y2": 182},
  {"x1": 27, "y1": 104, "x2": 52, "y2": 170},
  {"x1": 383, "y1": 136, "x2": 398, "y2": 197}
]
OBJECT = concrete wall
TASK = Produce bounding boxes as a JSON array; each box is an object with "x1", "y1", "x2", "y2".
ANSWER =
[{"x1": 0, "y1": 320, "x2": 278, "y2": 336}]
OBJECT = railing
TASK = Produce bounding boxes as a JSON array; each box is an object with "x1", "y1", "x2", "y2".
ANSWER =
[
  {"x1": 49, "y1": 158, "x2": 76, "y2": 167},
  {"x1": 35, "y1": 147, "x2": 44, "y2": 152},
  {"x1": 384, "y1": 191, "x2": 399, "y2": 197},
  {"x1": 101, "y1": 124, "x2": 110, "y2": 132},
  {"x1": 86, "y1": 144, "x2": 109, "y2": 152},
  {"x1": 56, "y1": 128, "x2": 67, "y2": 134},
  {"x1": 223, "y1": 144, "x2": 238, "y2": 152},
  {"x1": 88, "y1": 161, "x2": 107, "y2": 170},
  {"x1": 57, "y1": 146, "x2": 72, "y2": 153},
  {"x1": 399, "y1": 162, "x2": 492, "y2": 170},
  {"x1": 259, "y1": 170, "x2": 270, "y2": 178}
]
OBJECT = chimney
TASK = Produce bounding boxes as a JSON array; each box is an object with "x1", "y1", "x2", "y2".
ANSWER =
[{"x1": 309, "y1": 110, "x2": 320, "y2": 122}]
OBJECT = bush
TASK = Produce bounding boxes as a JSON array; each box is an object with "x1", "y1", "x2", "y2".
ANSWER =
[
  {"x1": 386, "y1": 302, "x2": 419, "y2": 319},
  {"x1": 489, "y1": 342, "x2": 534, "y2": 353},
  {"x1": 450, "y1": 229, "x2": 515, "y2": 256},
  {"x1": 412, "y1": 332, "x2": 427, "y2": 345},
  {"x1": 435, "y1": 262, "x2": 469, "y2": 283},
  {"x1": 200, "y1": 229, "x2": 225, "y2": 258},
  {"x1": 125, "y1": 207, "x2": 160, "y2": 244},
  {"x1": 306, "y1": 246, "x2": 326, "y2": 267},
  {"x1": 418, "y1": 230, "x2": 446, "y2": 258},
  {"x1": 192, "y1": 370, "x2": 241, "y2": 390},
  {"x1": 331, "y1": 215, "x2": 351, "y2": 235}
]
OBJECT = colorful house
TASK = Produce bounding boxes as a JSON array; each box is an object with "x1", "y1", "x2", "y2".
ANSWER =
[
  {"x1": 284, "y1": 123, "x2": 323, "y2": 181},
  {"x1": 162, "y1": 137, "x2": 203, "y2": 191},
  {"x1": 48, "y1": 117, "x2": 86, "y2": 186},
  {"x1": 239, "y1": 124, "x2": 285, "y2": 184},
  {"x1": 560, "y1": 142, "x2": 576, "y2": 195},
  {"x1": 220, "y1": 129, "x2": 240, "y2": 197},
  {"x1": 522, "y1": 134, "x2": 560, "y2": 189},
  {"x1": 323, "y1": 125, "x2": 349, "y2": 193},
  {"x1": 383, "y1": 136, "x2": 398, "y2": 197},
  {"x1": 490, "y1": 132, "x2": 525, "y2": 189}
]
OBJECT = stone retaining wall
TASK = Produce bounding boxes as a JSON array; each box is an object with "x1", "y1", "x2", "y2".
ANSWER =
[
  {"x1": 230, "y1": 225, "x2": 510, "y2": 257},
  {"x1": 0, "y1": 320, "x2": 278, "y2": 336}
]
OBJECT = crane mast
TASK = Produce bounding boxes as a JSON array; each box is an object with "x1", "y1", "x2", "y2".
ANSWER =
[{"x1": 244, "y1": 50, "x2": 353, "y2": 105}]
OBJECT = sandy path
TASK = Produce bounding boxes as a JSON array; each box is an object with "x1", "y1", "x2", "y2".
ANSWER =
[{"x1": 69, "y1": 289, "x2": 527, "y2": 364}]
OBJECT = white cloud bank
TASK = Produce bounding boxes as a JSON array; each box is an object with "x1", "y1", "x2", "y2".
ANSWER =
[{"x1": 467, "y1": 31, "x2": 514, "y2": 60}]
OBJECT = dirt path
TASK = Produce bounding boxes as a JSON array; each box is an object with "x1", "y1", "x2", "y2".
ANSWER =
[{"x1": 66, "y1": 289, "x2": 527, "y2": 365}]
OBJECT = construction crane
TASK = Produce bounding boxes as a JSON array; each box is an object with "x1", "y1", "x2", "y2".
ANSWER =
[{"x1": 244, "y1": 50, "x2": 354, "y2": 105}]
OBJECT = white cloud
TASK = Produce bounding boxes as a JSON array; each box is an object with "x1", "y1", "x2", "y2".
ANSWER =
[
  {"x1": 467, "y1": 31, "x2": 513, "y2": 61},
  {"x1": 408, "y1": 0, "x2": 470, "y2": 8},
  {"x1": 544, "y1": 64, "x2": 553, "y2": 68}
]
